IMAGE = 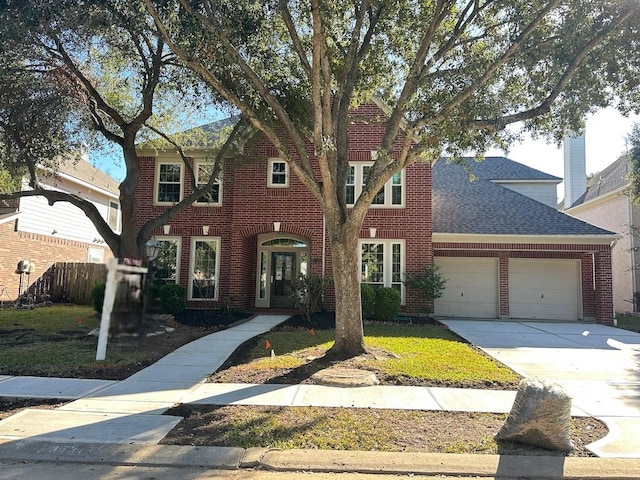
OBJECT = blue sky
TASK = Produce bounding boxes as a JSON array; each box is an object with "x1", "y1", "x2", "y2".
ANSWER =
[{"x1": 91, "y1": 107, "x2": 639, "y2": 189}]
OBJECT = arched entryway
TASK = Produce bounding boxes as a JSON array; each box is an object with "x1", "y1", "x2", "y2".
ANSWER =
[{"x1": 255, "y1": 233, "x2": 310, "y2": 308}]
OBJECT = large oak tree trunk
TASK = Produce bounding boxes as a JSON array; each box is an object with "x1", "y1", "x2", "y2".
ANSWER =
[{"x1": 327, "y1": 217, "x2": 367, "y2": 357}]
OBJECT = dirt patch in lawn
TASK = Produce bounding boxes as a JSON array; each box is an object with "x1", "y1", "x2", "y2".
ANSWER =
[{"x1": 162, "y1": 405, "x2": 607, "y2": 457}]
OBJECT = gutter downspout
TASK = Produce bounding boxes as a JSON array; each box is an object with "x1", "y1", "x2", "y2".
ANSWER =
[
  {"x1": 610, "y1": 237, "x2": 619, "y2": 324},
  {"x1": 625, "y1": 191, "x2": 637, "y2": 311}
]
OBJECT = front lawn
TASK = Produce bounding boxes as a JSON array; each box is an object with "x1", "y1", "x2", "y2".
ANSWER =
[
  {"x1": 211, "y1": 323, "x2": 520, "y2": 388},
  {"x1": 0, "y1": 304, "x2": 221, "y2": 379}
]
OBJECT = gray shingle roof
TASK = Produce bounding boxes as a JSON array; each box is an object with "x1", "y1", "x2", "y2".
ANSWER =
[
  {"x1": 460, "y1": 156, "x2": 561, "y2": 182},
  {"x1": 433, "y1": 158, "x2": 614, "y2": 236},
  {"x1": 569, "y1": 155, "x2": 628, "y2": 208}
]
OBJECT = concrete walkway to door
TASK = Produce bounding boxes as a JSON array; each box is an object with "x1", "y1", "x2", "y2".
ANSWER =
[{"x1": 440, "y1": 319, "x2": 640, "y2": 458}]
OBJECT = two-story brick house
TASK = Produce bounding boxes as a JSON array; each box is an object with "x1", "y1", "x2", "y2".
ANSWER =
[{"x1": 136, "y1": 104, "x2": 617, "y2": 324}]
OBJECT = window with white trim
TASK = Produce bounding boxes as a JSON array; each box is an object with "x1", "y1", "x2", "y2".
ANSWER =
[
  {"x1": 107, "y1": 201, "x2": 120, "y2": 231},
  {"x1": 153, "y1": 237, "x2": 181, "y2": 285},
  {"x1": 347, "y1": 163, "x2": 404, "y2": 207},
  {"x1": 155, "y1": 161, "x2": 183, "y2": 204},
  {"x1": 195, "y1": 162, "x2": 221, "y2": 205},
  {"x1": 87, "y1": 247, "x2": 104, "y2": 263},
  {"x1": 268, "y1": 158, "x2": 289, "y2": 187},
  {"x1": 189, "y1": 237, "x2": 220, "y2": 300},
  {"x1": 360, "y1": 240, "x2": 404, "y2": 301}
]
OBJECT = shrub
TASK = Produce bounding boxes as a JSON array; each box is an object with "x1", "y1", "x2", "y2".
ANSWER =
[
  {"x1": 290, "y1": 274, "x2": 332, "y2": 325},
  {"x1": 158, "y1": 283, "x2": 186, "y2": 315},
  {"x1": 403, "y1": 265, "x2": 447, "y2": 317},
  {"x1": 375, "y1": 287, "x2": 401, "y2": 322},
  {"x1": 91, "y1": 282, "x2": 106, "y2": 313},
  {"x1": 360, "y1": 283, "x2": 375, "y2": 319}
]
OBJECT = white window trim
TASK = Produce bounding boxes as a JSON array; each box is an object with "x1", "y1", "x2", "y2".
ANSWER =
[
  {"x1": 194, "y1": 160, "x2": 222, "y2": 207},
  {"x1": 87, "y1": 247, "x2": 104, "y2": 263},
  {"x1": 347, "y1": 162, "x2": 405, "y2": 208},
  {"x1": 153, "y1": 236, "x2": 182, "y2": 284},
  {"x1": 107, "y1": 200, "x2": 121, "y2": 233},
  {"x1": 358, "y1": 239, "x2": 405, "y2": 305},
  {"x1": 267, "y1": 158, "x2": 289, "y2": 188},
  {"x1": 154, "y1": 159, "x2": 184, "y2": 206},
  {"x1": 188, "y1": 236, "x2": 221, "y2": 301}
]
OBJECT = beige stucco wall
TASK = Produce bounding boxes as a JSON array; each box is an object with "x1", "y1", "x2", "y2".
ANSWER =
[{"x1": 569, "y1": 193, "x2": 633, "y2": 312}]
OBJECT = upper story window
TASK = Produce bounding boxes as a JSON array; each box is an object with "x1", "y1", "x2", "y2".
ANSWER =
[
  {"x1": 195, "y1": 162, "x2": 221, "y2": 206},
  {"x1": 107, "y1": 201, "x2": 120, "y2": 231},
  {"x1": 268, "y1": 158, "x2": 289, "y2": 187},
  {"x1": 347, "y1": 163, "x2": 404, "y2": 208},
  {"x1": 155, "y1": 161, "x2": 183, "y2": 204}
]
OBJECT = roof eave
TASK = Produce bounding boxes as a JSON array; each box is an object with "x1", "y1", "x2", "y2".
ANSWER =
[
  {"x1": 0, "y1": 211, "x2": 21, "y2": 225},
  {"x1": 432, "y1": 232, "x2": 620, "y2": 245},
  {"x1": 566, "y1": 185, "x2": 629, "y2": 213},
  {"x1": 55, "y1": 172, "x2": 120, "y2": 199},
  {"x1": 492, "y1": 178, "x2": 561, "y2": 185}
]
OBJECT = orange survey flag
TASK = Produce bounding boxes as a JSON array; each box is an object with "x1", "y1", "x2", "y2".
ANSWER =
[{"x1": 265, "y1": 340, "x2": 271, "y2": 349}]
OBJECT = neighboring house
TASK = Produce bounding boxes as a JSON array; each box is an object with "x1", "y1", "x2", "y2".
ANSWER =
[
  {"x1": 564, "y1": 136, "x2": 639, "y2": 313},
  {"x1": 0, "y1": 158, "x2": 120, "y2": 300},
  {"x1": 135, "y1": 104, "x2": 616, "y2": 324}
]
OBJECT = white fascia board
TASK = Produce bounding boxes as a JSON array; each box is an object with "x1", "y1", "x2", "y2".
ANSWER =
[
  {"x1": 491, "y1": 179, "x2": 561, "y2": 185},
  {"x1": 55, "y1": 172, "x2": 120, "y2": 199},
  {"x1": 0, "y1": 211, "x2": 21, "y2": 225},
  {"x1": 565, "y1": 185, "x2": 629, "y2": 214},
  {"x1": 433, "y1": 232, "x2": 620, "y2": 246}
]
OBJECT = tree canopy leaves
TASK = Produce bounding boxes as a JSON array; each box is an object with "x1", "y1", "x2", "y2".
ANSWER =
[{"x1": 0, "y1": 0, "x2": 233, "y2": 257}]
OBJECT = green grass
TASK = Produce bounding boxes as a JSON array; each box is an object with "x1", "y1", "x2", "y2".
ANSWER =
[
  {"x1": 1, "y1": 305, "x2": 518, "y2": 386},
  {"x1": 0, "y1": 305, "x2": 99, "y2": 332},
  {"x1": 363, "y1": 325, "x2": 517, "y2": 384},
  {"x1": 248, "y1": 324, "x2": 519, "y2": 386},
  {"x1": 0, "y1": 304, "x2": 212, "y2": 379},
  {"x1": 616, "y1": 314, "x2": 640, "y2": 333}
]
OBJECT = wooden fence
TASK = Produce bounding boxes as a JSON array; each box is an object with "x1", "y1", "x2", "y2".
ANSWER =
[{"x1": 32, "y1": 262, "x2": 107, "y2": 305}]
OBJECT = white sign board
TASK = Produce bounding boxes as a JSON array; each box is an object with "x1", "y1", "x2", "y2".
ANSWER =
[{"x1": 96, "y1": 258, "x2": 148, "y2": 361}]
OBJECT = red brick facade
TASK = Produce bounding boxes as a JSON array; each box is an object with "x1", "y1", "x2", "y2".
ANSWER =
[{"x1": 135, "y1": 104, "x2": 615, "y2": 324}]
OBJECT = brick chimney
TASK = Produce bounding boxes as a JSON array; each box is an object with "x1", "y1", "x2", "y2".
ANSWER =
[{"x1": 563, "y1": 132, "x2": 586, "y2": 209}]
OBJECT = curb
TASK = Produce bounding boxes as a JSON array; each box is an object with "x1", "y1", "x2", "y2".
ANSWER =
[{"x1": 0, "y1": 440, "x2": 639, "y2": 479}]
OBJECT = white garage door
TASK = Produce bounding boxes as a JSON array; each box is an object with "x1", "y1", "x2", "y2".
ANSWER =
[
  {"x1": 434, "y1": 257, "x2": 498, "y2": 318},
  {"x1": 509, "y1": 259, "x2": 580, "y2": 321}
]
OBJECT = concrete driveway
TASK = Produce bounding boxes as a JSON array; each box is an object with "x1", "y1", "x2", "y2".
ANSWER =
[{"x1": 439, "y1": 319, "x2": 640, "y2": 458}]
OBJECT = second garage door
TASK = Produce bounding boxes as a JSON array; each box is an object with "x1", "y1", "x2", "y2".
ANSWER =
[
  {"x1": 434, "y1": 257, "x2": 498, "y2": 318},
  {"x1": 509, "y1": 259, "x2": 580, "y2": 321}
]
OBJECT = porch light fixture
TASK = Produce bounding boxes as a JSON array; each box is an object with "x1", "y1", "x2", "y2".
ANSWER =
[
  {"x1": 145, "y1": 238, "x2": 161, "y2": 261},
  {"x1": 369, "y1": 227, "x2": 377, "y2": 238},
  {"x1": 202, "y1": 225, "x2": 210, "y2": 235},
  {"x1": 163, "y1": 224, "x2": 171, "y2": 234},
  {"x1": 273, "y1": 221, "x2": 281, "y2": 232}
]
